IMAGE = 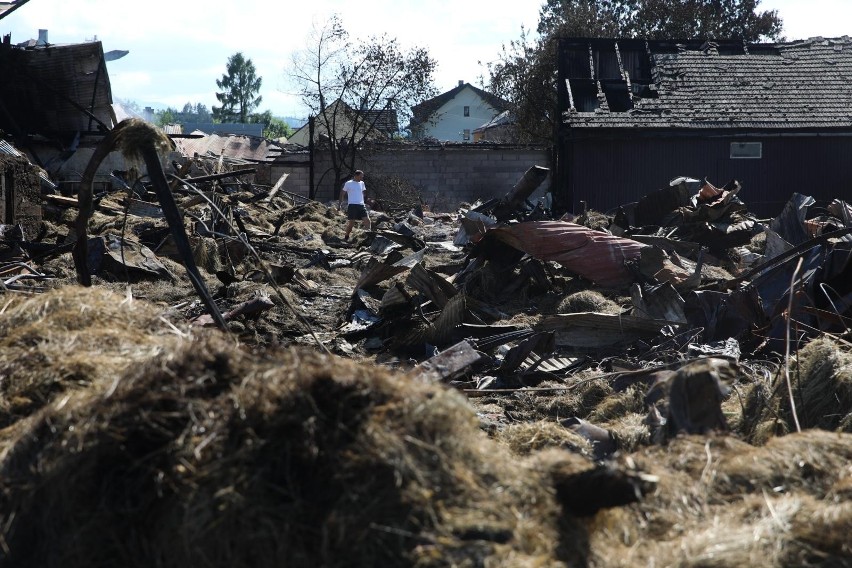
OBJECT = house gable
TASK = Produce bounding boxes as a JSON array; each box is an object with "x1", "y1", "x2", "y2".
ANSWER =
[
  {"x1": 410, "y1": 82, "x2": 510, "y2": 142},
  {"x1": 288, "y1": 100, "x2": 398, "y2": 146}
]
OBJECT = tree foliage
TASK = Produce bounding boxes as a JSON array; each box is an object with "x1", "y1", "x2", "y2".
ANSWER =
[
  {"x1": 538, "y1": 0, "x2": 782, "y2": 40},
  {"x1": 155, "y1": 108, "x2": 175, "y2": 127},
  {"x1": 289, "y1": 15, "x2": 438, "y2": 196},
  {"x1": 248, "y1": 110, "x2": 294, "y2": 140},
  {"x1": 486, "y1": 0, "x2": 784, "y2": 144},
  {"x1": 213, "y1": 52, "x2": 263, "y2": 123},
  {"x1": 154, "y1": 102, "x2": 212, "y2": 127},
  {"x1": 262, "y1": 117, "x2": 294, "y2": 140}
]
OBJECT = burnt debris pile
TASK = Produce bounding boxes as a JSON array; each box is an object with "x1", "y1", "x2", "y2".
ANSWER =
[{"x1": 1, "y1": 142, "x2": 851, "y2": 567}]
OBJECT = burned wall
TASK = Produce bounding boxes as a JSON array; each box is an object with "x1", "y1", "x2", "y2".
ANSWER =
[
  {"x1": 0, "y1": 154, "x2": 42, "y2": 239},
  {"x1": 563, "y1": 132, "x2": 852, "y2": 218}
]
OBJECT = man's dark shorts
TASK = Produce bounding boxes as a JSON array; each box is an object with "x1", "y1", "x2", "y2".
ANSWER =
[{"x1": 347, "y1": 204, "x2": 368, "y2": 220}]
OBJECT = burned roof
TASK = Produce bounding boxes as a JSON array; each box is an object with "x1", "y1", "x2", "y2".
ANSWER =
[
  {"x1": 410, "y1": 82, "x2": 511, "y2": 129},
  {"x1": 181, "y1": 122, "x2": 265, "y2": 137},
  {"x1": 0, "y1": 0, "x2": 27, "y2": 21},
  {"x1": 563, "y1": 36, "x2": 852, "y2": 130},
  {"x1": 0, "y1": 39, "x2": 115, "y2": 136}
]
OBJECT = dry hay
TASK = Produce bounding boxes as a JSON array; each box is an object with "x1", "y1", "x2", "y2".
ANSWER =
[
  {"x1": 493, "y1": 374, "x2": 615, "y2": 424},
  {"x1": 587, "y1": 386, "x2": 646, "y2": 424},
  {"x1": 192, "y1": 235, "x2": 223, "y2": 274},
  {"x1": 282, "y1": 220, "x2": 333, "y2": 242},
  {"x1": 591, "y1": 431, "x2": 852, "y2": 567},
  {"x1": 0, "y1": 287, "x2": 185, "y2": 428},
  {"x1": 574, "y1": 209, "x2": 611, "y2": 232},
  {"x1": 494, "y1": 420, "x2": 593, "y2": 457},
  {"x1": 604, "y1": 412, "x2": 651, "y2": 453},
  {"x1": 741, "y1": 336, "x2": 852, "y2": 443},
  {"x1": 557, "y1": 290, "x2": 621, "y2": 315},
  {"x1": 0, "y1": 309, "x2": 586, "y2": 567},
  {"x1": 277, "y1": 201, "x2": 337, "y2": 226},
  {"x1": 746, "y1": 229, "x2": 768, "y2": 254},
  {"x1": 697, "y1": 260, "x2": 735, "y2": 282},
  {"x1": 300, "y1": 266, "x2": 359, "y2": 288}
]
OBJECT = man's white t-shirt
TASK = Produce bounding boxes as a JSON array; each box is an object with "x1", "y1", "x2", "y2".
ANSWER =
[{"x1": 342, "y1": 180, "x2": 366, "y2": 205}]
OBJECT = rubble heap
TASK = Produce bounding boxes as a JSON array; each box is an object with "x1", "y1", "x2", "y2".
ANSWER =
[{"x1": 0, "y1": 138, "x2": 851, "y2": 566}]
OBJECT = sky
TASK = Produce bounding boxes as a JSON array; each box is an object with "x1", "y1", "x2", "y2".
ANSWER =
[{"x1": 2, "y1": 0, "x2": 850, "y2": 120}]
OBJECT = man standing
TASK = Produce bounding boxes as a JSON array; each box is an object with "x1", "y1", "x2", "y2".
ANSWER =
[{"x1": 339, "y1": 169, "x2": 371, "y2": 240}]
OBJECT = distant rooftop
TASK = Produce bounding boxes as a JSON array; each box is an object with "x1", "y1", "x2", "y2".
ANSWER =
[{"x1": 180, "y1": 123, "x2": 264, "y2": 137}]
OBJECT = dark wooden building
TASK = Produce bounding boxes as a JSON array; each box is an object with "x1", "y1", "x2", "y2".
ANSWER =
[{"x1": 555, "y1": 37, "x2": 852, "y2": 217}]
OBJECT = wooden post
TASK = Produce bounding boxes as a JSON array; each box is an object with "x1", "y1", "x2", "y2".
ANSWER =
[{"x1": 308, "y1": 115, "x2": 316, "y2": 200}]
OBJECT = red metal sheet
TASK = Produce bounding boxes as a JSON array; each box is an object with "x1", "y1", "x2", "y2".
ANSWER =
[{"x1": 489, "y1": 221, "x2": 645, "y2": 288}]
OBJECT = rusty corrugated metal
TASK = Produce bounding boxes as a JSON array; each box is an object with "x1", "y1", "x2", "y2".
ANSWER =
[
  {"x1": 161, "y1": 124, "x2": 183, "y2": 135},
  {"x1": 489, "y1": 221, "x2": 645, "y2": 288},
  {"x1": 171, "y1": 133, "x2": 282, "y2": 163}
]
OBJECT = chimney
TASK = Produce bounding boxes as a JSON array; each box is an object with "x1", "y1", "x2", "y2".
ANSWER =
[
  {"x1": 36, "y1": 29, "x2": 48, "y2": 46},
  {"x1": 458, "y1": 80, "x2": 464, "y2": 87}
]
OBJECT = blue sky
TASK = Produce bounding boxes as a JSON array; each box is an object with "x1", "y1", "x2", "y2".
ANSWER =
[{"x1": 2, "y1": 0, "x2": 847, "y2": 119}]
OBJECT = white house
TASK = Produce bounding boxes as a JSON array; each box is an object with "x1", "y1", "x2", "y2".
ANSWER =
[{"x1": 409, "y1": 81, "x2": 510, "y2": 143}]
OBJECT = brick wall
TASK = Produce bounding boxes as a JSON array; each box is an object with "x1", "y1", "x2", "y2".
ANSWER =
[{"x1": 270, "y1": 144, "x2": 551, "y2": 211}]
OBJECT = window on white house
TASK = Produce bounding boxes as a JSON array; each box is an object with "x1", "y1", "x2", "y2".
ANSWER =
[
  {"x1": 463, "y1": 129, "x2": 470, "y2": 141},
  {"x1": 730, "y1": 142, "x2": 762, "y2": 159},
  {"x1": 463, "y1": 106, "x2": 470, "y2": 117}
]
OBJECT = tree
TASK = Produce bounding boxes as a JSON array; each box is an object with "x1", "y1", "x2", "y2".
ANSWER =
[
  {"x1": 155, "y1": 108, "x2": 175, "y2": 127},
  {"x1": 484, "y1": 27, "x2": 559, "y2": 144},
  {"x1": 485, "y1": 0, "x2": 783, "y2": 144},
  {"x1": 151, "y1": 103, "x2": 211, "y2": 127},
  {"x1": 538, "y1": 0, "x2": 782, "y2": 41},
  {"x1": 245, "y1": 109, "x2": 294, "y2": 139},
  {"x1": 213, "y1": 52, "x2": 263, "y2": 123},
  {"x1": 289, "y1": 15, "x2": 438, "y2": 197},
  {"x1": 180, "y1": 102, "x2": 212, "y2": 123},
  {"x1": 537, "y1": 0, "x2": 635, "y2": 38},
  {"x1": 263, "y1": 116, "x2": 294, "y2": 140}
]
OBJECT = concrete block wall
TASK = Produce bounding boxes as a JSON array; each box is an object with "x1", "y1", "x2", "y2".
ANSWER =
[
  {"x1": 44, "y1": 142, "x2": 548, "y2": 213},
  {"x1": 273, "y1": 144, "x2": 551, "y2": 211}
]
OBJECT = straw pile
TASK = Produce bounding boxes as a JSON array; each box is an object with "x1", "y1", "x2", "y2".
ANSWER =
[
  {"x1": 590, "y1": 431, "x2": 852, "y2": 567},
  {"x1": 0, "y1": 288, "x2": 577, "y2": 568},
  {"x1": 742, "y1": 336, "x2": 852, "y2": 443},
  {"x1": 1, "y1": 288, "x2": 850, "y2": 567},
  {"x1": 0, "y1": 286, "x2": 186, "y2": 428}
]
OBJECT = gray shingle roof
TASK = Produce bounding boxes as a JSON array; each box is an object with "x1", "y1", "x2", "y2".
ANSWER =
[{"x1": 565, "y1": 37, "x2": 852, "y2": 129}]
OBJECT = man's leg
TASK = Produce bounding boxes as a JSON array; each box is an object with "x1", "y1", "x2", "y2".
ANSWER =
[
  {"x1": 361, "y1": 214, "x2": 371, "y2": 232},
  {"x1": 344, "y1": 220, "x2": 355, "y2": 239}
]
